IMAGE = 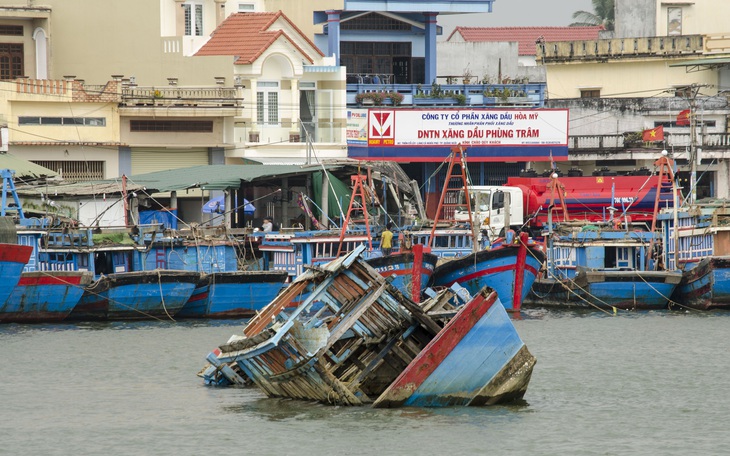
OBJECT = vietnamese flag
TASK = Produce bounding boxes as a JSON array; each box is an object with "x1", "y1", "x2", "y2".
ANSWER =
[
  {"x1": 642, "y1": 125, "x2": 664, "y2": 142},
  {"x1": 676, "y1": 109, "x2": 691, "y2": 126}
]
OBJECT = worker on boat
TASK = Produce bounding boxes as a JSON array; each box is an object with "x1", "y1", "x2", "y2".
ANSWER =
[
  {"x1": 381, "y1": 223, "x2": 393, "y2": 256},
  {"x1": 261, "y1": 217, "x2": 275, "y2": 232}
]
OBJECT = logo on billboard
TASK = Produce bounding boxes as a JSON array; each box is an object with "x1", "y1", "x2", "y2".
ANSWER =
[{"x1": 369, "y1": 110, "x2": 395, "y2": 145}]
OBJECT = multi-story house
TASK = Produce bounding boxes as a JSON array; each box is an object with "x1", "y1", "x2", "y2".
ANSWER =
[{"x1": 537, "y1": 0, "x2": 730, "y2": 200}]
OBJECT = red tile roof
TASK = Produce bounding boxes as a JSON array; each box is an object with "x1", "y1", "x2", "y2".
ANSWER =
[
  {"x1": 447, "y1": 26, "x2": 603, "y2": 56},
  {"x1": 195, "y1": 12, "x2": 323, "y2": 64}
]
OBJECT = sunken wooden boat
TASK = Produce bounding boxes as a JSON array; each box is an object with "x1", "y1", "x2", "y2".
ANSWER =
[
  {"x1": 0, "y1": 271, "x2": 94, "y2": 323},
  {"x1": 69, "y1": 270, "x2": 199, "y2": 321},
  {"x1": 200, "y1": 245, "x2": 536, "y2": 407}
]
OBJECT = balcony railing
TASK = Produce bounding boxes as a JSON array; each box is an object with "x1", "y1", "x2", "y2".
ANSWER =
[
  {"x1": 120, "y1": 86, "x2": 242, "y2": 107},
  {"x1": 569, "y1": 133, "x2": 730, "y2": 152},
  {"x1": 537, "y1": 35, "x2": 705, "y2": 64},
  {"x1": 346, "y1": 82, "x2": 545, "y2": 108}
]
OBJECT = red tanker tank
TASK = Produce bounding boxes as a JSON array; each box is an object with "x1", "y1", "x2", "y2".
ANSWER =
[{"x1": 506, "y1": 173, "x2": 673, "y2": 228}]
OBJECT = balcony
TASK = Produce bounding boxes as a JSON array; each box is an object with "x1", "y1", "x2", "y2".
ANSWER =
[
  {"x1": 346, "y1": 81, "x2": 545, "y2": 108},
  {"x1": 537, "y1": 35, "x2": 705, "y2": 64},
  {"x1": 120, "y1": 86, "x2": 242, "y2": 108},
  {"x1": 569, "y1": 133, "x2": 730, "y2": 158}
]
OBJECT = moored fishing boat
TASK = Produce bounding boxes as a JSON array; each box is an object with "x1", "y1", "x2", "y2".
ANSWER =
[
  {"x1": 0, "y1": 270, "x2": 93, "y2": 323},
  {"x1": 70, "y1": 270, "x2": 199, "y2": 321},
  {"x1": 525, "y1": 227, "x2": 682, "y2": 310},
  {"x1": 658, "y1": 202, "x2": 730, "y2": 310},
  {"x1": 177, "y1": 270, "x2": 288, "y2": 318},
  {"x1": 429, "y1": 232, "x2": 545, "y2": 311},
  {"x1": 0, "y1": 242, "x2": 33, "y2": 306}
]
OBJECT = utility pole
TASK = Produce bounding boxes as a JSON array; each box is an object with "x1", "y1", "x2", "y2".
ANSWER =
[{"x1": 685, "y1": 83, "x2": 709, "y2": 205}]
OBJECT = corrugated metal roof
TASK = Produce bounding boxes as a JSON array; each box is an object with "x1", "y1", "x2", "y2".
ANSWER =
[
  {"x1": 16, "y1": 164, "x2": 339, "y2": 197},
  {"x1": 127, "y1": 164, "x2": 324, "y2": 192},
  {"x1": 0, "y1": 153, "x2": 58, "y2": 179},
  {"x1": 669, "y1": 57, "x2": 730, "y2": 67}
]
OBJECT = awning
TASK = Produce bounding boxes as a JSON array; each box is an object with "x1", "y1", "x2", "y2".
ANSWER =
[{"x1": 669, "y1": 57, "x2": 730, "y2": 72}]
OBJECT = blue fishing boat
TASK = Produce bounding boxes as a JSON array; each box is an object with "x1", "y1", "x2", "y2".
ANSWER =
[
  {"x1": 658, "y1": 202, "x2": 730, "y2": 310},
  {"x1": 429, "y1": 232, "x2": 546, "y2": 311},
  {"x1": 138, "y1": 235, "x2": 288, "y2": 318},
  {"x1": 525, "y1": 227, "x2": 682, "y2": 310},
  {"x1": 70, "y1": 269, "x2": 199, "y2": 321},
  {"x1": 177, "y1": 270, "x2": 288, "y2": 318},
  {"x1": 373, "y1": 288, "x2": 535, "y2": 407},
  {"x1": 0, "y1": 242, "x2": 33, "y2": 306},
  {"x1": 0, "y1": 270, "x2": 93, "y2": 323},
  {"x1": 200, "y1": 246, "x2": 536, "y2": 407}
]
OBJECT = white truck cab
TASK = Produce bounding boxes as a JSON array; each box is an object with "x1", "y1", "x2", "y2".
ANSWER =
[{"x1": 454, "y1": 186, "x2": 525, "y2": 242}]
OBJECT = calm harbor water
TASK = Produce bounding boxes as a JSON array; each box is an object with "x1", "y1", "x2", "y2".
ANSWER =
[{"x1": 2, "y1": 309, "x2": 729, "y2": 456}]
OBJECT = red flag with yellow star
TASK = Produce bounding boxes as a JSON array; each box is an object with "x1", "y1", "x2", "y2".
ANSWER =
[
  {"x1": 676, "y1": 109, "x2": 691, "y2": 126},
  {"x1": 642, "y1": 125, "x2": 664, "y2": 142}
]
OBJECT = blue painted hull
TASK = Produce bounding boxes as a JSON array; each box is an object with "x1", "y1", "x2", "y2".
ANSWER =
[
  {"x1": 0, "y1": 243, "x2": 33, "y2": 306},
  {"x1": 0, "y1": 271, "x2": 93, "y2": 323},
  {"x1": 177, "y1": 271, "x2": 288, "y2": 318},
  {"x1": 70, "y1": 270, "x2": 199, "y2": 321},
  {"x1": 672, "y1": 257, "x2": 730, "y2": 310},
  {"x1": 366, "y1": 250, "x2": 438, "y2": 301},
  {"x1": 374, "y1": 289, "x2": 535, "y2": 408},
  {"x1": 430, "y1": 245, "x2": 544, "y2": 310},
  {"x1": 527, "y1": 269, "x2": 682, "y2": 310}
]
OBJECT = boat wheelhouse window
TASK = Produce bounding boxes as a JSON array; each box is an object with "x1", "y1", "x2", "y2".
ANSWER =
[{"x1": 616, "y1": 247, "x2": 632, "y2": 269}]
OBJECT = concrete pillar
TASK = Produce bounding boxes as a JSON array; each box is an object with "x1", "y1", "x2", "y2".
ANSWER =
[
  {"x1": 716, "y1": 159, "x2": 730, "y2": 199},
  {"x1": 289, "y1": 79, "x2": 300, "y2": 142},
  {"x1": 214, "y1": 0, "x2": 226, "y2": 26},
  {"x1": 326, "y1": 10, "x2": 341, "y2": 66},
  {"x1": 322, "y1": 171, "x2": 329, "y2": 229},
  {"x1": 249, "y1": 79, "x2": 259, "y2": 142},
  {"x1": 424, "y1": 12, "x2": 438, "y2": 85},
  {"x1": 281, "y1": 177, "x2": 289, "y2": 228},
  {"x1": 175, "y1": 0, "x2": 185, "y2": 36},
  {"x1": 118, "y1": 146, "x2": 132, "y2": 177}
]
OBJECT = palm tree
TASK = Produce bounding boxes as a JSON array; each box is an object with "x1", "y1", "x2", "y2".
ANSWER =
[{"x1": 571, "y1": 0, "x2": 614, "y2": 31}]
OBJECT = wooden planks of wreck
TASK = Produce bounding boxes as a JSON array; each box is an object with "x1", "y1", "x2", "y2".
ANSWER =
[{"x1": 201, "y1": 245, "x2": 536, "y2": 407}]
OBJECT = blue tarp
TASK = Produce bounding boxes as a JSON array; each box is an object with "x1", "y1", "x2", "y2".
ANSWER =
[
  {"x1": 202, "y1": 196, "x2": 254, "y2": 214},
  {"x1": 139, "y1": 209, "x2": 178, "y2": 229}
]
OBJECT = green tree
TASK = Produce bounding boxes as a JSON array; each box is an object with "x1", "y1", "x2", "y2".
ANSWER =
[{"x1": 571, "y1": 0, "x2": 614, "y2": 31}]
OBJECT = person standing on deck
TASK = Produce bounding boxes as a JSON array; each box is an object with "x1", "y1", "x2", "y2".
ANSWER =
[
  {"x1": 381, "y1": 223, "x2": 393, "y2": 256},
  {"x1": 261, "y1": 217, "x2": 274, "y2": 232}
]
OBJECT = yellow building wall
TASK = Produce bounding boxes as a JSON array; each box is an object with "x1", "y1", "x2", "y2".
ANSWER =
[
  {"x1": 9, "y1": 102, "x2": 119, "y2": 143},
  {"x1": 545, "y1": 59, "x2": 719, "y2": 100},
  {"x1": 657, "y1": 1, "x2": 730, "y2": 36}
]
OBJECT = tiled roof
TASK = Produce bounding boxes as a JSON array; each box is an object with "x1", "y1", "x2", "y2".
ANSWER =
[
  {"x1": 447, "y1": 26, "x2": 603, "y2": 56},
  {"x1": 195, "y1": 12, "x2": 323, "y2": 64}
]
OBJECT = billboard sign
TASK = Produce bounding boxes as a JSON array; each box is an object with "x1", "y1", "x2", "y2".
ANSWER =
[{"x1": 347, "y1": 108, "x2": 569, "y2": 162}]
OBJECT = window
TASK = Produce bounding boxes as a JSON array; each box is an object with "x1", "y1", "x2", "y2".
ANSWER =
[
  {"x1": 130, "y1": 120, "x2": 213, "y2": 132},
  {"x1": 667, "y1": 7, "x2": 682, "y2": 36},
  {"x1": 0, "y1": 25, "x2": 23, "y2": 36},
  {"x1": 0, "y1": 43, "x2": 23, "y2": 80},
  {"x1": 257, "y1": 81, "x2": 279, "y2": 125},
  {"x1": 238, "y1": 3, "x2": 255, "y2": 11},
  {"x1": 183, "y1": 3, "x2": 203, "y2": 36},
  {"x1": 32, "y1": 160, "x2": 105, "y2": 181},
  {"x1": 18, "y1": 117, "x2": 106, "y2": 126},
  {"x1": 580, "y1": 89, "x2": 601, "y2": 98}
]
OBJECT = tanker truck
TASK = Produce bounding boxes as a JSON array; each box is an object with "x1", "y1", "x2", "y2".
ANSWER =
[{"x1": 454, "y1": 170, "x2": 676, "y2": 241}]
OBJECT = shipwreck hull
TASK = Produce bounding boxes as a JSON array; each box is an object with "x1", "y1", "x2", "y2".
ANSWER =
[
  {"x1": 672, "y1": 257, "x2": 730, "y2": 310},
  {"x1": 366, "y1": 246, "x2": 438, "y2": 302},
  {"x1": 373, "y1": 289, "x2": 536, "y2": 408}
]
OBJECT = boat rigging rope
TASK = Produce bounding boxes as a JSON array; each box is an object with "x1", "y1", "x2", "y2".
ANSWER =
[{"x1": 157, "y1": 269, "x2": 176, "y2": 322}]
